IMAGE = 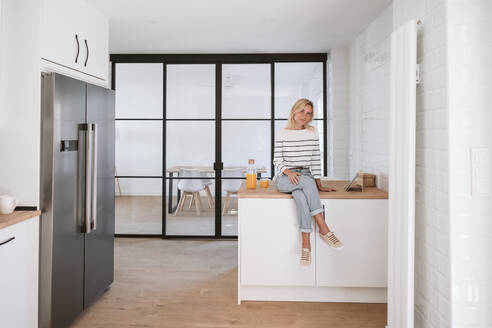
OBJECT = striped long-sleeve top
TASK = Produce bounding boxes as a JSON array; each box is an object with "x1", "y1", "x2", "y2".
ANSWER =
[{"x1": 273, "y1": 128, "x2": 322, "y2": 179}]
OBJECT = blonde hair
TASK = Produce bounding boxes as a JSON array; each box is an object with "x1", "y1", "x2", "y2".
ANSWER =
[{"x1": 286, "y1": 98, "x2": 314, "y2": 131}]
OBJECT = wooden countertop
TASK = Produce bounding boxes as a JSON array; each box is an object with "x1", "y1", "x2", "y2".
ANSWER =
[
  {"x1": 237, "y1": 180, "x2": 388, "y2": 199},
  {"x1": 0, "y1": 210, "x2": 41, "y2": 230}
]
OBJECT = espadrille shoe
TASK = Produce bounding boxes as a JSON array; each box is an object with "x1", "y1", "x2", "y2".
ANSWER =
[
  {"x1": 300, "y1": 248, "x2": 311, "y2": 266},
  {"x1": 320, "y1": 231, "x2": 344, "y2": 250}
]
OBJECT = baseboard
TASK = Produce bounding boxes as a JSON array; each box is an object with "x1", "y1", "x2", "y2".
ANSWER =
[{"x1": 239, "y1": 285, "x2": 387, "y2": 303}]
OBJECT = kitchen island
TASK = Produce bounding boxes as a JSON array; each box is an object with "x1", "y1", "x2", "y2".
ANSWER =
[{"x1": 237, "y1": 180, "x2": 388, "y2": 304}]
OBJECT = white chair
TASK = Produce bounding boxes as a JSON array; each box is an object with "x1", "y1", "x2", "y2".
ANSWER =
[
  {"x1": 222, "y1": 169, "x2": 244, "y2": 215},
  {"x1": 175, "y1": 169, "x2": 206, "y2": 216},
  {"x1": 200, "y1": 172, "x2": 215, "y2": 208}
]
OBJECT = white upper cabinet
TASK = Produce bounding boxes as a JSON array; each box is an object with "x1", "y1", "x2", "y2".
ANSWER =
[{"x1": 41, "y1": 0, "x2": 109, "y2": 84}]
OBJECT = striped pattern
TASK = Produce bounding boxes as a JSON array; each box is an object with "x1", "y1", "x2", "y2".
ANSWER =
[{"x1": 273, "y1": 128, "x2": 322, "y2": 178}]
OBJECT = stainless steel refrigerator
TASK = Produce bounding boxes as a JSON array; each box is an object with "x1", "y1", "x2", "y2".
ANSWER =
[{"x1": 39, "y1": 73, "x2": 115, "y2": 328}]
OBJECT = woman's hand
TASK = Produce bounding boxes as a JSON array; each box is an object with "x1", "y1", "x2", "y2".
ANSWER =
[
  {"x1": 318, "y1": 186, "x2": 337, "y2": 192},
  {"x1": 285, "y1": 170, "x2": 302, "y2": 185},
  {"x1": 315, "y1": 178, "x2": 336, "y2": 192}
]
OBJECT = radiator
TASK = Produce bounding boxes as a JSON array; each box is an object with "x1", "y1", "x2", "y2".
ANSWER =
[{"x1": 388, "y1": 20, "x2": 418, "y2": 328}]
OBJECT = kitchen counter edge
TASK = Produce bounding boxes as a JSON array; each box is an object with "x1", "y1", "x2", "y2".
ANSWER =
[{"x1": 0, "y1": 210, "x2": 41, "y2": 230}]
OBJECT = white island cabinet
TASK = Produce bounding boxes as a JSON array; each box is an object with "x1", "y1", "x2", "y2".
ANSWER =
[
  {"x1": 0, "y1": 214, "x2": 40, "y2": 328},
  {"x1": 316, "y1": 199, "x2": 388, "y2": 288},
  {"x1": 238, "y1": 181, "x2": 388, "y2": 304},
  {"x1": 240, "y1": 198, "x2": 316, "y2": 287},
  {"x1": 40, "y1": 0, "x2": 109, "y2": 87}
]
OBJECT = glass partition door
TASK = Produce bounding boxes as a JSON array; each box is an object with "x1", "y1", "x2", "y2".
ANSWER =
[
  {"x1": 221, "y1": 64, "x2": 271, "y2": 236},
  {"x1": 112, "y1": 55, "x2": 327, "y2": 239},
  {"x1": 165, "y1": 64, "x2": 216, "y2": 236}
]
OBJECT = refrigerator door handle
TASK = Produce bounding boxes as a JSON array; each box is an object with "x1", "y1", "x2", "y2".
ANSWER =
[
  {"x1": 85, "y1": 123, "x2": 93, "y2": 234},
  {"x1": 91, "y1": 123, "x2": 98, "y2": 231}
]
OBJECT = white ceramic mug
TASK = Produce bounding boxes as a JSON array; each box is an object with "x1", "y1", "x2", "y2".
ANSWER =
[{"x1": 0, "y1": 195, "x2": 17, "y2": 215}]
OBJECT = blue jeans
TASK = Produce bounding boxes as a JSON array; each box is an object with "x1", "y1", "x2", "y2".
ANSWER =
[{"x1": 276, "y1": 168, "x2": 323, "y2": 233}]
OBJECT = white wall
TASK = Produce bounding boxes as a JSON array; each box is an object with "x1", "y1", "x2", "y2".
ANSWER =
[
  {"x1": 379, "y1": 0, "x2": 491, "y2": 326},
  {"x1": 447, "y1": 0, "x2": 492, "y2": 326},
  {"x1": 390, "y1": 1, "x2": 491, "y2": 326},
  {"x1": 347, "y1": 5, "x2": 393, "y2": 191},
  {"x1": 0, "y1": 0, "x2": 3, "y2": 76},
  {"x1": 0, "y1": 0, "x2": 41, "y2": 206}
]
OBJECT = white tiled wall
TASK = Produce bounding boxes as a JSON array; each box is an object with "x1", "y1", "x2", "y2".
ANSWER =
[
  {"x1": 341, "y1": 0, "x2": 491, "y2": 326},
  {"x1": 447, "y1": 0, "x2": 492, "y2": 326},
  {"x1": 316, "y1": 0, "x2": 489, "y2": 325},
  {"x1": 347, "y1": 5, "x2": 393, "y2": 191}
]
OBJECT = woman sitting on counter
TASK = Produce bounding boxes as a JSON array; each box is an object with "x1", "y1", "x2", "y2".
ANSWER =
[{"x1": 274, "y1": 98, "x2": 343, "y2": 266}]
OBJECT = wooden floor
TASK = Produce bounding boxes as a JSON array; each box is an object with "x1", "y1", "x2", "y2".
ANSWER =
[{"x1": 71, "y1": 238, "x2": 387, "y2": 328}]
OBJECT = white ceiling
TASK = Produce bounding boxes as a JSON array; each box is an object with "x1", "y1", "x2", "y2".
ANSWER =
[{"x1": 85, "y1": 0, "x2": 392, "y2": 54}]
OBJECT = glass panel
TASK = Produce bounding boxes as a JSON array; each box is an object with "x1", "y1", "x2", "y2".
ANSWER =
[
  {"x1": 222, "y1": 64, "x2": 270, "y2": 119},
  {"x1": 115, "y1": 121, "x2": 162, "y2": 176},
  {"x1": 115, "y1": 178, "x2": 162, "y2": 234},
  {"x1": 165, "y1": 87, "x2": 216, "y2": 237},
  {"x1": 165, "y1": 178, "x2": 215, "y2": 236},
  {"x1": 166, "y1": 64, "x2": 215, "y2": 119},
  {"x1": 275, "y1": 62, "x2": 323, "y2": 119},
  {"x1": 222, "y1": 121, "x2": 271, "y2": 177},
  {"x1": 166, "y1": 121, "x2": 215, "y2": 169},
  {"x1": 274, "y1": 120, "x2": 325, "y2": 177},
  {"x1": 115, "y1": 63, "x2": 163, "y2": 119},
  {"x1": 221, "y1": 178, "x2": 243, "y2": 236}
]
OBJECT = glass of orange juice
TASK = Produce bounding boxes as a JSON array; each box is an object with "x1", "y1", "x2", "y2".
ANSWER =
[{"x1": 260, "y1": 179, "x2": 270, "y2": 188}]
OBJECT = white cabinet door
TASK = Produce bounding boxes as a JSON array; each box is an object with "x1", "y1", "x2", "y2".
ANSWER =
[
  {"x1": 316, "y1": 199, "x2": 388, "y2": 287},
  {"x1": 41, "y1": 0, "x2": 84, "y2": 72},
  {"x1": 239, "y1": 199, "x2": 315, "y2": 286},
  {"x1": 41, "y1": 0, "x2": 108, "y2": 81},
  {"x1": 0, "y1": 217, "x2": 39, "y2": 328},
  {"x1": 75, "y1": 1, "x2": 108, "y2": 80}
]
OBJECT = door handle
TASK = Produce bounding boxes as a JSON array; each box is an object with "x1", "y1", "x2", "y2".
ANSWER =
[
  {"x1": 0, "y1": 236, "x2": 15, "y2": 246},
  {"x1": 84, "y1": 39, "x2": 89, "y2": 67},
  {"x1": 91, "y1": 124, "x2": 98, "y2": 231},
  {"x1": 213, "y1": 162, "x2": 224, "y2": 171},
  {"x1": 75, "y1": 34, "x2": 80, "y2": 63},
  {"x1": 85, "y1": 123, "x2": 93, "y2": 233}
]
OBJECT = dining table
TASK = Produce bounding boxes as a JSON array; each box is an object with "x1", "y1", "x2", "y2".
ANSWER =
[{"x1": 166, "y1": 166, "x2": 268, "y2": 213}]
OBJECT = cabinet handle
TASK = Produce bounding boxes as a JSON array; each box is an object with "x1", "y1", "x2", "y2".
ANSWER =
[
  {"x1": 75, "y1": 34, "x2": 80, "y2": 63},
  {"x1": 84, "y1": 39, "x2": 89, "y2": 67},
  {"x1": 0, "y1": 236, "x2": 15, "y2": 246}
]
